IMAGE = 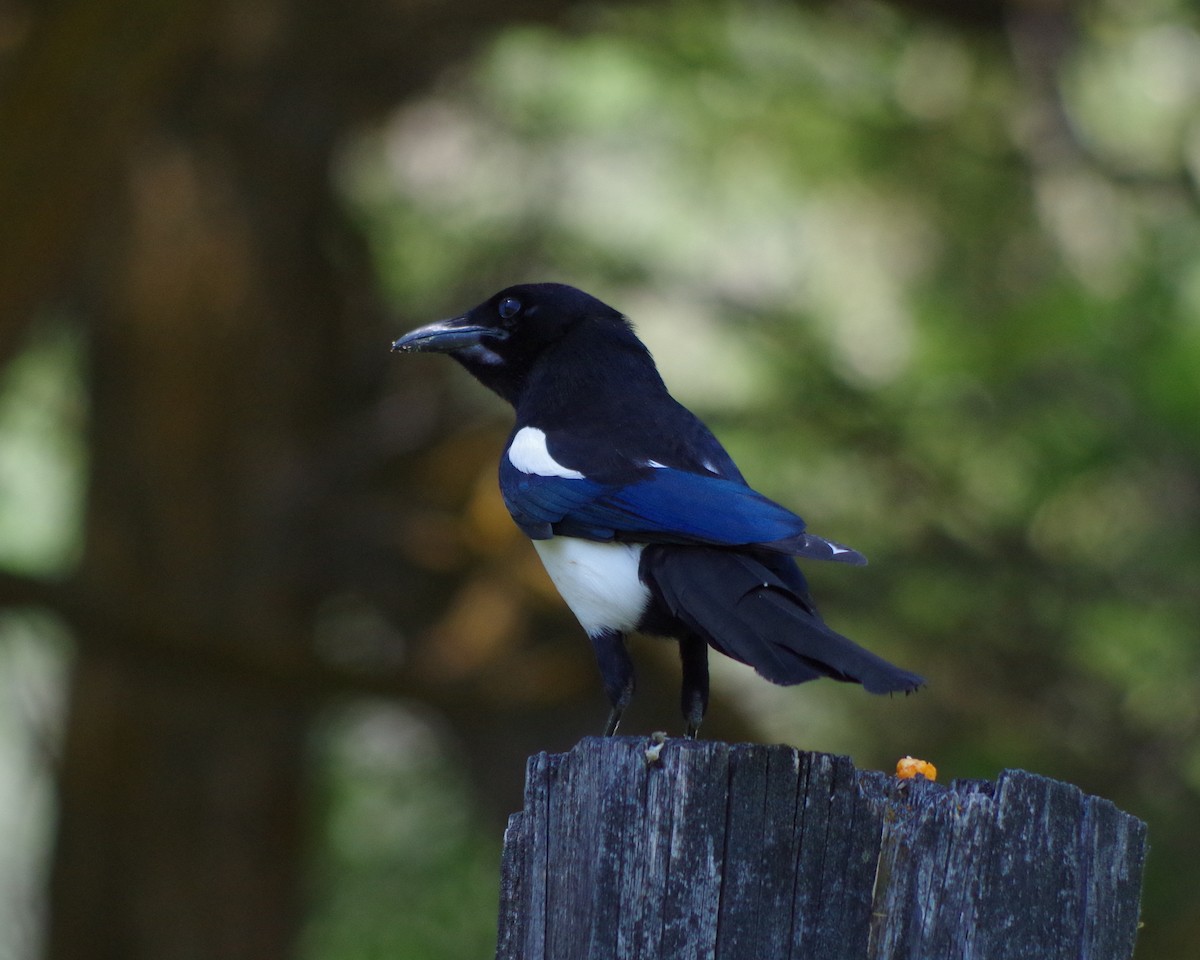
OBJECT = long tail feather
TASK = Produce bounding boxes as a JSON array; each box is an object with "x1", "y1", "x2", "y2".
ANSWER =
[{"x1": 642, "y1": 546, "x2": 923, "y2": 693}]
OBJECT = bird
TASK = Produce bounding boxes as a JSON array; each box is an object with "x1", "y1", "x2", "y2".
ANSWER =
[{"x1": 391, "y1": 283, "x2": 923, "y2": 736}]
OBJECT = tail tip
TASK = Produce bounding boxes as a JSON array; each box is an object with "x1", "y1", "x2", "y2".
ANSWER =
[{"x1": 867, "y1": 670, "x2": 926, "y2": 696}]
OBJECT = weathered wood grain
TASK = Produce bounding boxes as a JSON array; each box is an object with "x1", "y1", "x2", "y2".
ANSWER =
[{"x1": 495, "y1": 738, "x2": 1145, "y2": 960}]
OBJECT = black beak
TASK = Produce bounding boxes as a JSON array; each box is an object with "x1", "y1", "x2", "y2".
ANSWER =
[{"x1": 391, "y1": 316, "x2": 499, "y2": 354}]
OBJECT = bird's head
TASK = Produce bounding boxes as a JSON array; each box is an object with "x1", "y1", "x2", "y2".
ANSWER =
[{"x1": 391, "y1": 283, "x2": 633, "y2": 404}]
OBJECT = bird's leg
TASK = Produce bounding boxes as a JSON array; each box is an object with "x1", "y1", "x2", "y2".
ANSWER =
[
  {"x1": 590, "y1": 629, "x2": 635, "y2": 736},
  {"x1": 678, "y1": 634, "x2": 710, "y2": 739}
]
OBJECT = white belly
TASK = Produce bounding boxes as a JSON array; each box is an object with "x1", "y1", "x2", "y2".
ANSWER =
[{"x1": 532, "y1": 537, "x2": 650, "y2": 637}]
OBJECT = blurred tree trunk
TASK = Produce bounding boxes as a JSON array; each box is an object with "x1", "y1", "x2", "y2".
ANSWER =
[
  {"x1": 37, "y1": 16, "x2": 361, "y2": 957},
  {"x1": 0, "y1": 0, "x2": 213, "y2": 364},
  {"x1": 47, "y1": 96, "x2": 351, "y2": 959}
]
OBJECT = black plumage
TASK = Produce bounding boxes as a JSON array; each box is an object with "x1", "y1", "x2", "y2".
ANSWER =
[{"x1": 392, "y1": 282, "x2": 922, "y2": 735}]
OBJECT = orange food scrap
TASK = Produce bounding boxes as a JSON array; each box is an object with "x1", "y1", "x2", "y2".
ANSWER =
[{"x1": 896, "y1": 756, "x2": 938, "y2": 781}]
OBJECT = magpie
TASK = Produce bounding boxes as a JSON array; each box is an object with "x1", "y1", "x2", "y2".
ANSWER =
[{"x1": 392, "y1": 283, "x2": 923, "y2": 736}]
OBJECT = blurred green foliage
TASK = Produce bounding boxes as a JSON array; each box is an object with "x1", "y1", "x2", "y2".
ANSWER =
[
  {"x1": 328, "y1": 0, "x2": 1200, "y2": 955},
  {"x1": 0, "y1": 323, "x2": 85, "y2": 575},
  {"x1": 303, "y1": 703, "x2": 499, "y2": 960}
]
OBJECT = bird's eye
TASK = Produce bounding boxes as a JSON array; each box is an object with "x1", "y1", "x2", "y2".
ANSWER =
[{"x1": 498, "y1": 297, "x2": 521, "y2": 321}]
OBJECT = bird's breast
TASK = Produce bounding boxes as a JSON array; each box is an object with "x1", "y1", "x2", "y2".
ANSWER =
[{"x1": 532, "y1": 537, "x2": 650, "y2": 637}]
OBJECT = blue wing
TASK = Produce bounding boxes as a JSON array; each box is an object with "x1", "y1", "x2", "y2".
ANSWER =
[{"x1": 499, "y1": 457, "x2": 865, "y2": 563}]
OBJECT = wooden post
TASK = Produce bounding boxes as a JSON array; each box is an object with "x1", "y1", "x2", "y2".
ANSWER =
[{"x1": 495, "y1": 737, "x2": 1146, "y2": 960}]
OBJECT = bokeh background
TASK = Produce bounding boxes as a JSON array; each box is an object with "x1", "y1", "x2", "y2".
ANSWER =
[{"x1": 2, "y1": 0, "x2": 1198, "y2": 957}]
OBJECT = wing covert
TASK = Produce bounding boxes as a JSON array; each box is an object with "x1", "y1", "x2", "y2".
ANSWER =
[{"x1": 499, "y1": 455, "x2": 864, "y2": 563}]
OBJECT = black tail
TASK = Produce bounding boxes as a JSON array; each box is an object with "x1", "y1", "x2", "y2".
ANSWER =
[{"x1": 641, "y1": 545, "x2": 923, "y2": 694}]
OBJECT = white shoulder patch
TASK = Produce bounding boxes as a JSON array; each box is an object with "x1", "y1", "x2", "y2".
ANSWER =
[{"x1": 508, "y1": 426, "x2": 585, "y2": 479}]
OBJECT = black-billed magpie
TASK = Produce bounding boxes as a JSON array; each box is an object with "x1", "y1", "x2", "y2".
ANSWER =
[{"x1": 392, "y1": 283, "x2": 923, "y2": 736}]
